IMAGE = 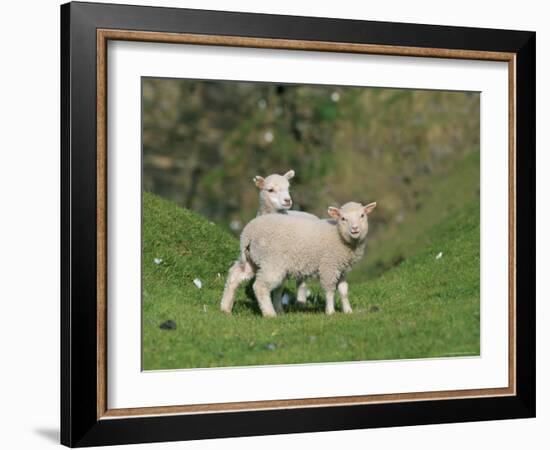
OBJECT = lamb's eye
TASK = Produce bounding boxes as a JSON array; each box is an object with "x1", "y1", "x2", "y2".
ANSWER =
[
  {"x1": 361, "y1": 213, "x2": 365, "y2": 218},
  {"x1": 267, "y1": 188, "x2": 275, "y2": 193},
  {"x1": 341, "y1": 217, "x2": 346, "y2": 222}
]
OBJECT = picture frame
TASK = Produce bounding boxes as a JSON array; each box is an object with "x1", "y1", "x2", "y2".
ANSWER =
[{"x1": 60, "y1": 1, "x2": 536, "y2": 447}]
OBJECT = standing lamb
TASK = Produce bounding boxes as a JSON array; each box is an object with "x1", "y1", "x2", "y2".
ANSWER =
[
  {"x1": 220, "y1": 170, "x2": 315, "y2": 313},
  {"x1": 222, "y1": 201, "x2": 376, "y2": 317},
  {"x1": 252, "y1": 169, "x2": 316, "y2": 304}
]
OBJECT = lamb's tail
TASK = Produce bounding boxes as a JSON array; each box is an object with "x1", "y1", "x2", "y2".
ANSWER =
[
  {"x1": 221, "y1": 228, "x2": 255, "y2": 314},
  {"x1": 239, "y1": 228, "x2": 253, "y2": 266}
]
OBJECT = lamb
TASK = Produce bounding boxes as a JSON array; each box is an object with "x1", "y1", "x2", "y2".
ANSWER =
[
  {"x1": 221, "y1": 201, "x2": 376, "y2": 317},
  {"x1": 253, "y1": 170, "x2": 317, "y2": 221},
  {"x1": 252, "y1": 169, "x2": 316, "y2": 304},
  {"x1": 219, "y1": 170, "x2": 317, "y2": 314}
]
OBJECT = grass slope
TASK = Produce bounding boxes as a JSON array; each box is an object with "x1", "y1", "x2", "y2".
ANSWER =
[
  {"x1": 350, "y1": 149, "x2": 480, "y2": 281},
  {"x1": 142, "y1": 190, "x2": 480, "y2": 370}
]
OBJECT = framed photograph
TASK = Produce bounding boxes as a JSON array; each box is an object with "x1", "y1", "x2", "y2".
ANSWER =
[{"x1": 61, "y1": 1, "x2": 535, "y2": 447}]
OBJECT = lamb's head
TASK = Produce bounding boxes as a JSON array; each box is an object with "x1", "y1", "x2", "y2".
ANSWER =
[
  {"x1": 328, "y1": 201, "x2": 377, "y2": 244},
  {"x1": 253, "y1": 170, "x2": 295, "y2": 212}
]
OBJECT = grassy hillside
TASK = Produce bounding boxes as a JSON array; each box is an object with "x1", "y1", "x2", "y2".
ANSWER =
[
  {"x1": 350, "y1": 149, "x2": 480, "y2": 282},
  {"x1": 142, "y1": 189, "x2": 480, "y2": 370}
]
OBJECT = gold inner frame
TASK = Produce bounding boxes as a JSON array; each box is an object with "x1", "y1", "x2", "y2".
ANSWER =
[{"x1": 96, "y1": 29, "x2": 517, "y2": 420}]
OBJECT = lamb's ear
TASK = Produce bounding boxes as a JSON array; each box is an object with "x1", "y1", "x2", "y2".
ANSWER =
[
  {"x1": 253, "y1": 176, "x2": 265, "y2": 189},
  {"x1": 284, "y1": 170, "x2": 295, "y2": 180},
  {"x1": 364, "y1": 202, "x2": 377, "y2": 215},
  {"x1": 327, "y1": 206, "x2": 341, "y2": 219}
]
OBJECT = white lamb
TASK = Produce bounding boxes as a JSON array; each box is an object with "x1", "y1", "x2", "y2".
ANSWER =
[
  {"x1": 219, "y1": 170, "x2": 315, "y2": 313},
  {"x1": 253, "y1": 170, "x2": 317, "y2": 221},
  {"x1": 221, "y1": 201, "x2": 376, "y2": 317},
  {"x1": 252, "y1": 169, "x2": 316, "y2": 304}
]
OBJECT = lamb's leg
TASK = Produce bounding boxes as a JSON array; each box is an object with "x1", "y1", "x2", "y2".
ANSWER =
[
  {"x1": 324, "y1": 289, "x2": 336, "y2": 315},
  {"x1": 253, "y1": 270, "x2": 284, "y2": 317},
  {"x1": 220, "y1": 261, "x2": 242, "y2": 314},
  {"x1": 220, "y1": 259, "x2": 254, "y2": 314},
  {"x1": 296, "y1": 278, "x2": 308, "y2": 305},
  {"x1": 253, "y1": 281, "x2": 277, "y2": 317},
  {"x1": 337, "y1": 279, "x2": 352, "y2": 314},
  {"x1": 272, "y1": 286, "x2": 285, "y2": 314},
  {"x1": 321, "y1": 274, "x2": 338, "y2": 315}
]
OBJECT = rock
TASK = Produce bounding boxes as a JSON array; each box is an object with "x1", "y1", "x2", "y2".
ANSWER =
[{"x1": 159, "y1": 320, "x2": 176, "y2": 330}]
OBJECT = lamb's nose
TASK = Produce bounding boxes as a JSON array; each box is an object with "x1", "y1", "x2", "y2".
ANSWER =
[
  {"x1": 351, "y1": 226, "x2": 359, "y2": 232},
  {"x1": 284, "y1": 198, "x2": 291, "y2": 205}
]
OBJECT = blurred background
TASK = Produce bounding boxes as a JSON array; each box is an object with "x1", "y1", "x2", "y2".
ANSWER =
[{"x1": 142, "y1": 78, "x2": 479, "y2": 280}]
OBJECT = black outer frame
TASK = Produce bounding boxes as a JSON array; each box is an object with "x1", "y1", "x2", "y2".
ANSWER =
[{"x1": 60, "y1": 1, "x2": 536, "y2": 447}]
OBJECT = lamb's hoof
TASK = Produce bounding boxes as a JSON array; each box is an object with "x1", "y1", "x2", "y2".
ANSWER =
[
  {"x1": 343, "y1": 307, "x2": 353, "y2": 314},
  {"x1": 325, "y1": 308, "x2": 335, "y2": 315},
  {"x1": 220, "y1": 307, "x2": 232, "y2": 315},
  {"x1": 262, "y1": 310, "x2": 278, "y2": 318}
]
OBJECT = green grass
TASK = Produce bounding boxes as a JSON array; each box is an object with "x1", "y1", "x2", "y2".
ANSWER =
[
  {"x1": 142, "y1": 185, "x2": 480, "y2": 370},
  {"x1": 350, "y1": 149, "x2": 480, "y2": 282}
]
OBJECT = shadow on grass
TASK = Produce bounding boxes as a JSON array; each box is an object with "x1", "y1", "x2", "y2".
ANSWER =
[{"x1": 242, "y1": 279, "x2": 326, "y2": 315}]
